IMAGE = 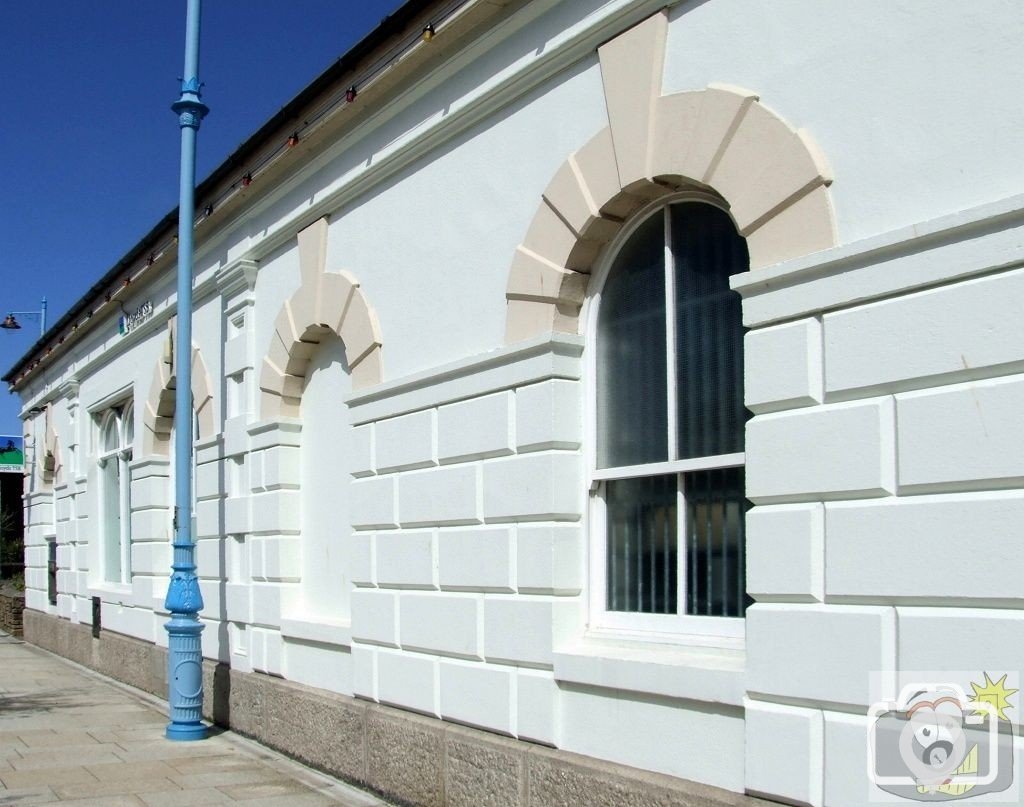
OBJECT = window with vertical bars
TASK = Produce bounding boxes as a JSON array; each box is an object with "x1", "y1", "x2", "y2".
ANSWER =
[{"x1": 594, "y1": 202, "x2": 752, "y2": 628}]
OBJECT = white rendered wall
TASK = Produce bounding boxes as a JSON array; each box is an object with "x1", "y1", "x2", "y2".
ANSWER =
[
  {"x1": 13, "y1": 0, "x2": 1024, "y2": 800},
  {"x1": 737, "y1": 200, "x2": 1024, "y2": 805},
  {"x1": 663, "y1": 0, "x2": 1024, "y2": 245},
  {"x1": 346, "y1": 338, "x2": 583, "y2": 740},
  {"x1": 323, "y1": 56, "x2": 607, "y2": 382}
]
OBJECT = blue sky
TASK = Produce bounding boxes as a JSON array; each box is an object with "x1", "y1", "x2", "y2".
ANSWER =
[{"x1": 0, "y1": 1, "x2": 402, "y2": 436}]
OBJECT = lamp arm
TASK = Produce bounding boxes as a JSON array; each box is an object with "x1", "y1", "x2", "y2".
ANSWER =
[{"x1": 4, "y1": 299, "x2": 47, "y2": 336}]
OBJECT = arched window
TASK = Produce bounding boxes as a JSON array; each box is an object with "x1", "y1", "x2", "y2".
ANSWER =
[
  {"x1": 590, "y1": 200, "x2": 751, "y2": 641},
  {"x1": 98, "y1": 403, "x2": 133, "y2": 584}
]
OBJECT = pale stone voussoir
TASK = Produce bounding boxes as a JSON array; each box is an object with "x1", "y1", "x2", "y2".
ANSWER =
[
  {"x1": 507, "y1": 247, "x2": 588, "y2": 307},
  {"x1": 521, "y1": 200, "x2": 581, "y2": 273},
  {"x1": 141, "y1": 343, "x2": 214, "y2": 455},
  {"x1": 542, "y1": 159, "x2": 594, "y2": 237},
  {"x1": 259, "y1": 388, "x2": 284, "y2": 420},
  {"x1": 504, "y1": 298, "x2": 560, "y2": 344},
  {"x1": 745, "y1": 184, "x2": 837, "y2": 269},
  {"x1": 296, "y1": 214, "x2": 329, "y2": 285},
  {"x1": 597, "y1": 10, "x2": 669, "y2": 190},
  {"x1": 259, "y1": 261, "x2": 382, "y2": 416},
  {"x1": 265, "y1": 328, "x2": 292, "y2": 378},
  {"x1": 317, "y1": 271, "x2": 357, "y2": 335},
  {"x1": 278, "y1": 394, "x2": 302, "y2": 419},
  {"x1": 273, "y1": 304, "x2": 301, "y2": 348},
  {"x1": 285, "y1": 289, "x2": 320, "y2": 339},
  {"x1": 686, "y1": 85, "x2": 759, "y2": 185},
  {"x1": 649, "y1": 91, "x2": 705, "y2": 182},
  {"x1": 711, "y1": 101, "x2": 833, "y2": 237},
  {"x1": 283, "y1": 342, "x2": 314, "y2": 378},
  {"x1": 351, "y1": 344, "x2": 383, "y2": 389},
  {"x1": 279, "y1": 372, "x2": 304, "y2": 401},
  {"x1": 340, "y1": 287, "x2": 383, "y2": 369},
  {"x1": 572, "y1": 128, "x2": 623, "y2": 219},
  {"x1": 504, "y1": 15, "x2": 837, "y2": 343},
  {"x1": 155, "y1": 391, "x2": 175, "y2": 419}
]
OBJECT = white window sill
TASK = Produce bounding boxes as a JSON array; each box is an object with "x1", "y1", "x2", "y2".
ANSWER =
[
  {"x1": 553, "y1": 633, "x2": 745, "y2": 707},
  {"x1": 279, "y1": 615, "x2": 352, "y2": 648},
  {"x1": 87, "y1": 583, "x2": 133, "y2": 604}
]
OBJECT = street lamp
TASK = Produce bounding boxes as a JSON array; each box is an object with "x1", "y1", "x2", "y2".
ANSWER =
[
  {"x1": 164, "y1": 0, "x2": 209, "y2": 742},
  {"x1": 0, "y1": 299, "x2": 48, "y2": 337}
]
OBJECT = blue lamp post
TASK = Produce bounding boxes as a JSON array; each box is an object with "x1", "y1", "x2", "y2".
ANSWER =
[{"x1": 164, "y1": 0, "x2": 209, "y2": 741}]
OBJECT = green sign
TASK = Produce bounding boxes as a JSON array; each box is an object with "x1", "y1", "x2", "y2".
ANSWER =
[{"x1": 0, "y1": 436, "x2": 24, "y2": 473}]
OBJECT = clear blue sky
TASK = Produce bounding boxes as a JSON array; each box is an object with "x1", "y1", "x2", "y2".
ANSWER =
[{"x1": 0, "y1": 1, "x2": 403, "y2": 436}]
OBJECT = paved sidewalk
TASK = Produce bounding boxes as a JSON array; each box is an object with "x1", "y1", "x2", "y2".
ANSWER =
[{"x1": 0, "y1": 632, "x2": 387, "y2": 806}]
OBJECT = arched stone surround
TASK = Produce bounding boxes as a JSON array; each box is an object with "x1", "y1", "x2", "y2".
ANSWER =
[
  {"x1": 505, "y1": 10, "x2": 838, "y2": 342},
  {"x1": 40, "y1": 404, "x2": 61, "y2": 488},
  {"x1": 258, "y1": 217, "x2": 383, "y2": 419},
  {"x1": 142, "y1": 322, "x2": 214, "y2": 456}
]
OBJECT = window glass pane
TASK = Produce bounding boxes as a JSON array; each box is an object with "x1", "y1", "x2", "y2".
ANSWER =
[
  {"x1": 120, "y1": 451, "x2": 133, "y2": 582},
  {"x1": 672, "y1": 204, "x2": 749, "y2": 459},
  {"x1": 101, "y1": 417, "x2": 119, "y2": 453},
  {"x1": 597, "y1": 211, "x2": 667, "y2": 468},
  {"x1": 606, "y1": 474, "x2": 677, "y2": 614},
  {"x1": 684, "y1": 467, "x2": 750, "y2": 617},
  {"x1": 123, "y1": 408, "x2": 134, "y2": 448},
  {"x1": 102, "y1": 458, "x2": 121, "y2": 582}
]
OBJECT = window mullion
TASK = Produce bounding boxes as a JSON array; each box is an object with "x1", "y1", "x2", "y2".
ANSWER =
[
  {"x1": 663, "y1": 207, "x2": 686, "y2": 618},
  {"x1": 663, "y1": 207, "x2": 678, "y2": 462}
]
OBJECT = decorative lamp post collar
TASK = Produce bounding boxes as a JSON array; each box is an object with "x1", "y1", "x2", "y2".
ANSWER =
[{"x1": 172, "y1": 76, "x2": 209, "y2": 129}]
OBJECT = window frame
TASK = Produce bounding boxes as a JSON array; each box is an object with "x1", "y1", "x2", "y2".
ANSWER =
[
  {"x1": 96, "y1": 403, "x2": 134, "y2": 585},
  {"x1": 584, "y1": 191, "x2": 747, "y2": 648}
]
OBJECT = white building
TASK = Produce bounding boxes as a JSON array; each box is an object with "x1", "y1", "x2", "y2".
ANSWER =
[{"x1": 8, "y1": 1, "x2": 1024, "y2": 804}]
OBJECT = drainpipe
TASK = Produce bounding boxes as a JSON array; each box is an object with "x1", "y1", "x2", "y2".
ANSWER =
[{"x1": 164, "y1": 0, "x2": 209, "y2": 741}]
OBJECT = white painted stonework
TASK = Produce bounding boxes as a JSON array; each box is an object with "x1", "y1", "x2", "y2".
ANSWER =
[{"x1": 12, "y1": 1, "x2": 1024, "y2": 804}]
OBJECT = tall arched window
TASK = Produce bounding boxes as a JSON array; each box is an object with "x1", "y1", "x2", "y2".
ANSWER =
[
  {"x1": 590, "y1": 200, "x2": 751, "y2": 641},
  {"x1": 98, "y1": 403, "x2": 133, "y2": 584}
]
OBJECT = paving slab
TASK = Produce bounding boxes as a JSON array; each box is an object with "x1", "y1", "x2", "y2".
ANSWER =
[
  {"x1": 49, "y1": 778, "x2": 181, "y2": 801},
  {"x1": 54, "y1": 796, "x2": 147, "y2": 807},
  {"x1": 0, "y1": 785, "x2": 56, "y2": 804},
  {"x1": 0, "y1": 633, "x2": 386, "y2": 805},
  {"x1": 11, "y1": 747, "x2": 125, "y2": 771},
  {"x1": 137, "y1": 790, "x2": 231, "y2": 807},
  {"x1": 18, "y1": 732, "x2": 101, "y2": 749}
]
